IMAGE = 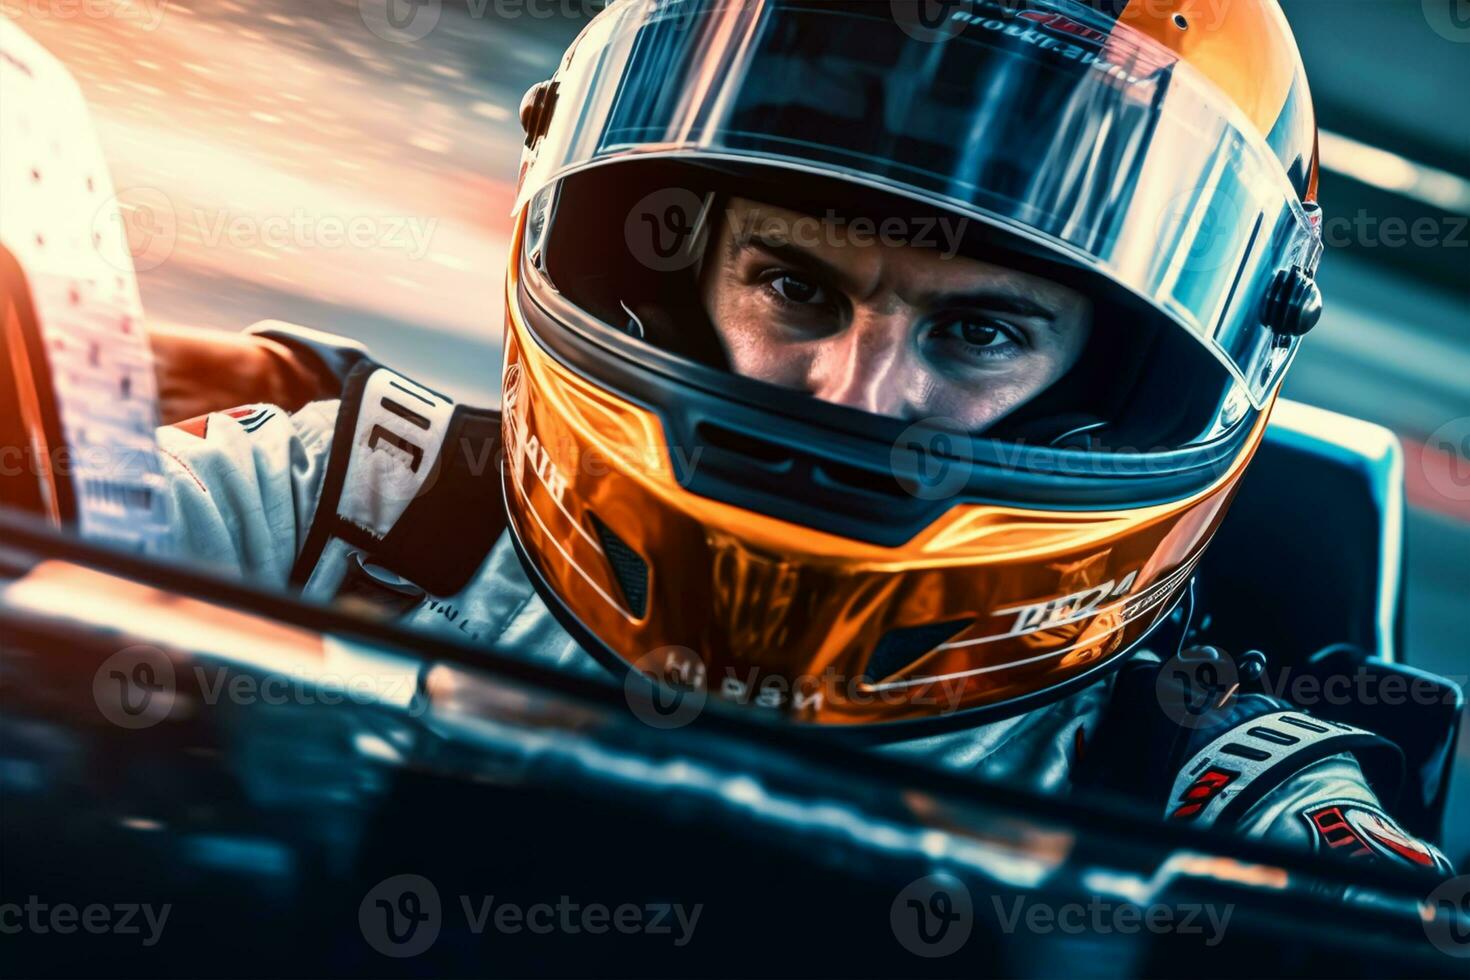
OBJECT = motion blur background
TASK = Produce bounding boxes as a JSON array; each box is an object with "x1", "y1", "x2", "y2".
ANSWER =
[{"x1": 5, "y1": 0, "x2": 1467, "y2": 848}]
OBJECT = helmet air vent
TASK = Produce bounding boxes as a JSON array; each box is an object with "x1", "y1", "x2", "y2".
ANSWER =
[
  {"x1": 589, "y1": 513, "x2": 650, "y2": 618},
  {"x1": 861, "y1": 619, "x2": 974, "y2": 683}
]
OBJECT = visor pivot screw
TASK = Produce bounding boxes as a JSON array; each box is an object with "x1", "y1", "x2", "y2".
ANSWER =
[
  {"x1": 1261, "y1": 267, "x2": 1323, "y2": 336},
  {"x1": 520, "y1": 79, "x2": 559, "y2": 150}
]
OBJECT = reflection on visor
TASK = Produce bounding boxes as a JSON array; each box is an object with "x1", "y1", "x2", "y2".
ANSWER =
[{"x1": 518, "y1": 0, "x2": 1321, "y2": 408}]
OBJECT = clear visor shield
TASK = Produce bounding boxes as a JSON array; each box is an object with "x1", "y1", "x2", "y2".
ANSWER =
[{"x1": 517, "y1": 0, "x2": 1322, "y2": 408}]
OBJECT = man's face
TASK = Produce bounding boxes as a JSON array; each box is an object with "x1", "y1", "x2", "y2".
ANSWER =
[{"x1": 701, "y1": 198, "x2": 1092, "y2": 431}]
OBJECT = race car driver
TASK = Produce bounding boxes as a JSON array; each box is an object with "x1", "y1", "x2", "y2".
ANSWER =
[{"x1": 151, "y1": 0, "x2": 1454, "y2": 872}]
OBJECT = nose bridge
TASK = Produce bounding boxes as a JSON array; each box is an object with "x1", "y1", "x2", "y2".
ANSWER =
[{"x1": 809, "y1": 311, "x2": 906, "y2": 416}]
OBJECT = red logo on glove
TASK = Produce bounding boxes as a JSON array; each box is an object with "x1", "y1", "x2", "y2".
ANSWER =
[{"x1": 1304, "y1": 802, "x2": 1446, "y2": 871}]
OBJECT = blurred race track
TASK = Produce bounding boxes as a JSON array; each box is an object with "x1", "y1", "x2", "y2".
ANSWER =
[{"x1": 6, "y1": 0, "x2": 1468, "y2": 855}]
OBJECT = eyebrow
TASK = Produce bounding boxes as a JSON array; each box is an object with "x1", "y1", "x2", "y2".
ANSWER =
[
  {"x1": 931, "y1": 291, "x2": 1057, "y2": 323},
  {"x1": 735, "y1": 234, "x2": 862, "y2": 295},
  {"x1": 734, "y1": 234, "x2": 1060, "y2": 325}
]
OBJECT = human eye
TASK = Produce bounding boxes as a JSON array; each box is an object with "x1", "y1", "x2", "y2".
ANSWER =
[
  {"x1": 762, "y1": 271, "x2": 831, "y2": 308},
  {"x1": 928, "y1": 314, "x2": 1027, "y2": 360}
]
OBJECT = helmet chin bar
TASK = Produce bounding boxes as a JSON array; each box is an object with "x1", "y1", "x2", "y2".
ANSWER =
[{"x1": 503, "y1": 465, "x2": 1199, "y2": 741}]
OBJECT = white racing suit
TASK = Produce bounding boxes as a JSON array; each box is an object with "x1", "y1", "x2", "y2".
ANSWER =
[{"x1": 155, "y1": 357, "x2": 1454, "y2": 875}]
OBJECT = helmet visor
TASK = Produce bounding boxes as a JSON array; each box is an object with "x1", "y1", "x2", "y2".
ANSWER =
[{"x1": 518, "y1": 0, "x2": 1321, "y2": 411}]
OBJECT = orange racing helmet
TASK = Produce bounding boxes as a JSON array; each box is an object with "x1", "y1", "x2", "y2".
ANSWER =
[{"x1": 501, "y1": 0, "x2": 1324, "y2": 728}]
